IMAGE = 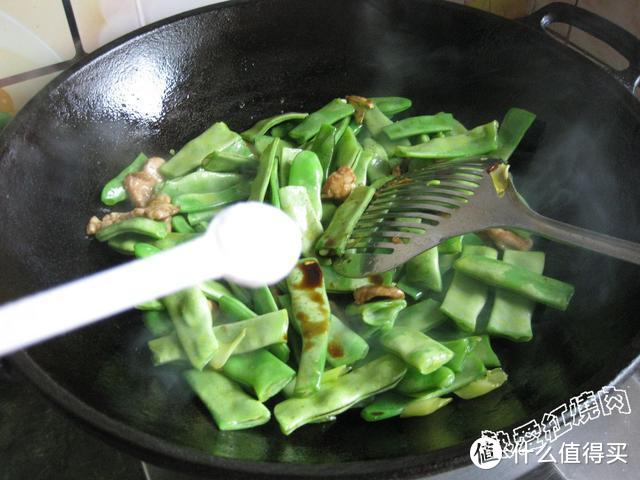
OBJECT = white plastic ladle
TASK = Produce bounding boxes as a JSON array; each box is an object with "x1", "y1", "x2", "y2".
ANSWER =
[{"x1": 0, "y1": 202, "x2": 302, "y2": 357}]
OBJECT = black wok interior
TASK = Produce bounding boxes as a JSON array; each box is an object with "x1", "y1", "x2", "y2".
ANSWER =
[{"x1": 1, "y1": 0, "x2": 640, "y2": 477}]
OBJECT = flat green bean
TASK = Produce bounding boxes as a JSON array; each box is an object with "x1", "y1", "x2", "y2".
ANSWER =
[
  {"x1": 487, "y1": 250, "x2": 545, "y2": 341},
  {"x1": 222, "y1": 350, "x2": 296, "y2": 402},
  {"x1": 380, "y1": 327, "x2": 453, "y2": 374},
  {"x1": 316, "y1": 185, "x2": 375, "y2": 256},
  {"x1": 289, "y1": 99, "x2": 354, "y2": 144},
  {"x1": 440, "y1": 245, "x2": 498, "y2": 332},
  {"x1": 454, "y1": 255, "x2": 574, "y2": 310},
  {"x1": 242, "y1": 112, "x2": 308, "y2": 142},
  {"x1": 395, "y1": 121, "x2": 498, "y2": 159},
  {"x1": 101, "y1": 152, "x2": 148, "y2": 206},
  {"x1": 95, "y1": 217, "x2": 169, "y2": 242},
  {"x1": 288, "y1": 150, "x2": 323, "y2": 221},
  {"x1": 249, "y1": 138, "x2": 279, "y2": 202},
  {"x1": 161, "y1": 122, "x2": 242, "y2": 178},
  {"x1": 279, "y1": 186, "x2": 324, "y2": 257},
  {"x1": 184, "y1": 369, "x2": 271, "y2": 430},
  {"x1": 175, "y1": 182, "x2": 250, "y2": 213},
  {"x1": 274, "y1": 354, "x2": 406, "y2": 434},
  {"x1": 163, "y1": 287, "x2": 218, "y2": 370},
  {"x1": 213, "y1": 310, "x2": 288, "y2": 354},
  {"x1": 287, "y1": 259, "x2": 331, "y2": 397}
]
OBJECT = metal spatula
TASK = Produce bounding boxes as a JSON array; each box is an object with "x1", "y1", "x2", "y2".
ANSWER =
[{"x1": 332, "y1": 158, "x2": 640, "y2": 277}]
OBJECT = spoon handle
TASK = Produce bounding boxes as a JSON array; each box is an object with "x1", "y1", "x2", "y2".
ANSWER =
[{"x1": 0, "y1": 236, "x2": 222, "y2": 357}]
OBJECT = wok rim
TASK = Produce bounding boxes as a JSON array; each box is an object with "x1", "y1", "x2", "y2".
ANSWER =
[{"x1": 4, "y1": 0, "x2": 640, "y2": 476}]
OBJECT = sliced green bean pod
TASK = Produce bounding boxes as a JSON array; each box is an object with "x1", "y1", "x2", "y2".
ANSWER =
[
  {"x1": 382, "y1": 113, "x2": 456, "y2": 140},
  {"x1": 407, "y1": 350, "x2": 487, "y2": 399},
  {"x1": 363, "y1": 106, "x2": 410, "y2": 156},
  {"x1": 269, "y1": 156, "x2": 280, "y2": 208},
  {"x1": 175, "y1": 182, "x2": 250, "y2": 213},
  {"x1": 184, "y1": 369, "x2": 271, "y2": 430},
  {"x1": 396, "y1": 366, "x2": 455, "y2": 395},
  {"x1": 370, "y1": 97, "x2": 412, "y2": 117},
  {"x1": 107, "y1": 234, "x2": 147, "y2": 255},
  {"x1": 213, "y1": 310, "x2": 288, "y2": 355},
  {"x1": 200, "y1": 280, "x2": 234, "y2": 301},
  {"x1": 440, "y1": 245, "x2": 498, "y2": 332},
  {"x1": 401, "y1": 397, "x2": 452, "y2": 418},
  {"x1": 143, "y1": 310, "x2": 173, "y2": 337},
  {"x1": 442, "y1": 337, "x2": 481, "y2": 372},
  {"x1": 380, "y1": 327, "x2": 453, "y2": 374},
  {"x1": 289, "y1": 99, "x2": 355, "y2": 144},
  {"x1": 474, "y1": 335, "x2": 501, "y2": 368},
  {"x1": 309, "y1": 124, "x2": 337, "y2": 179},
  {"x1": 222, "y1": 350, "x2": 296, "y2": 402},
  {"x1": 288, "y1": 150, "x2": 323, "y2": 221},
  {"x1": 395, "y1": 121, "x2": 498, "y2": 159},
  {"x1": 159, "y1": 171, "x2": 244, "y2": 197},
  {"x1": 395, "y1": 298, "x2": 447, "y2": 332},
  {"x1": 250, "y1": 286, "x2": 291, "y2": 362},
  {"x1": 274, "y1": 354, "x2": 406, "y2": 435},
  {"x1": 495, "y1": 108, "x2": 536, "y2": 162},
  {"x1": 439, "y1": 236, "x2": 463, "y2": 254},
  {"x1": 148, "y1": 333, "x2": 185, "y2": 366},
  {"x1": 242, "y1": 112, "x2": 308, "y2": 142},
  {"x1": 454, "y1": 368, "x2": 508, "y2": 399},
  {"x1": 335, "y1": 127, "x2": 362, "y2": 170},
  {"x1": 249, "y1": 138, "x2": 279, "y2": 202},
  {"x1": 209, "y1": 328, "x2": 247, "y2": 369},
  {"x1": 316, "y1": 185, "x2": 375, "y2": 256},
  {"x1": 454, "y1": 255, "x2": 574, "y2": 310},
  {"x1": 361, "y1": 392, "x2": 410, "y2": 421},
  {"x1": 279, "y1": 147, "x2": 302, "y2": 186},
  {"x1": 135, "y1": 298, "x2": 163, "y2": 310},
  {"x1": 218, "y1": 295, "x2": 255, "y2": 321},
  {"x1": 95, "y1": 217, "x2": 169, "y2": 242},
  {"x1": 326, "y1": 314, "x2": 369, "y2": 367},
  {"x1": 171, "y1": 215, "x2": 195, "y2": 234},
  {"x1": 320, "y1": 264, "x2": 392, "y2": 293},
  {"x1": 152, "y1": 232, "x2": 199, "y2": 250},
  {"x1": 161, "y1": 122, "x2": 242, "y2": 178},
  {"x1": 362, "y1": 138, "x2": 392, "y2": 182},
  {"x1": 403, "y1": 247, "x2": 442, "y2": 292},
  {"x1": 345, "y1": 299, "x2": 407, "y2": 330},
  {"x1": 287, "y1": 259, "x2": 331, "y2": 397},
  {"x1": 187, "y1": 208, "x2": 219, "y2": 227},
  {"x1": 101, "y1": 152, "x2": 148, "y2": 206},
  {"x1": 163, "y1": 287, "x2": 218, "y2": 370},
  {"x1": 279, "y1": 186, "x2": 324, "y2": 257},
  {"x1": 487, "y1": 250, "x2": 545, "y2": 341}
]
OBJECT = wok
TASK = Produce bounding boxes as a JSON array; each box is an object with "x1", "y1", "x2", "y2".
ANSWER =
[{"x1": 1, "y1": 0, "x2": 640, "y2": 477}]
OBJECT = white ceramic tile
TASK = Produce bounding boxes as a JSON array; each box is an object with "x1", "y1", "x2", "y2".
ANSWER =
[
  {"x1": 0, "y1": 0, "x2": 75, "y2": 78},
  {"x1": 3, "y1": 71, "x2": 59, "y2": 111},
  {"x1": 136, "y1": 0, "x2": 226, "y2": 25},
  {"x1": 71, "y1": 0, "x2": 142, "y2": 53}
]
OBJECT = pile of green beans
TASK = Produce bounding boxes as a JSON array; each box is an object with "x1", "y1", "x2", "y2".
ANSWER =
[{"x1": 88, "y1": 96, "x2": 573, "y2": 435}]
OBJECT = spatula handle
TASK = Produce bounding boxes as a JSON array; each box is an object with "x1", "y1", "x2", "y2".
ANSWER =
[
  {"x1": 519, "y1": 210, "x2": 640, "y2": 266},
  {"x1": 0, "y1": 237, "x2": 223, "y2": 357}
]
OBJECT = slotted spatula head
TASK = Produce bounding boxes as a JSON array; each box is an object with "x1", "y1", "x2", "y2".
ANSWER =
[{"x1": 332, "y1": 157, "x2": 519, "y2": 276}]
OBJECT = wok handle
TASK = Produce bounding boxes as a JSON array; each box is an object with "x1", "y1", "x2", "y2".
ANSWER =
[{"x1": 521, "y1": 2, "x2": 640, "y2": 95}]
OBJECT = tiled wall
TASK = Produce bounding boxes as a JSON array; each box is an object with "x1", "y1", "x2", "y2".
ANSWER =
[{"x1": 0, "y1": 0, "x2": 638, "y2": 114}]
